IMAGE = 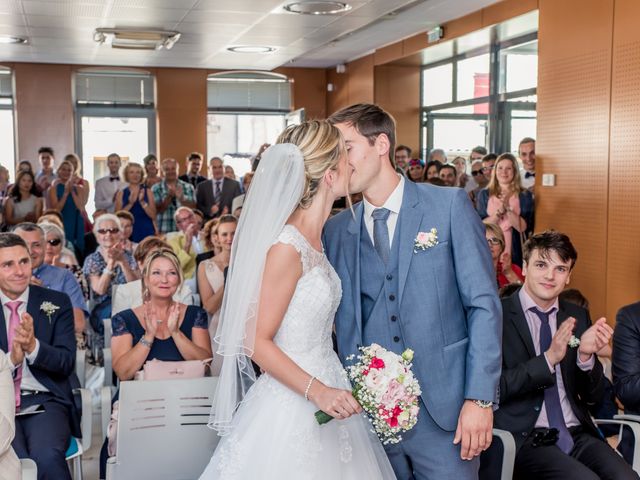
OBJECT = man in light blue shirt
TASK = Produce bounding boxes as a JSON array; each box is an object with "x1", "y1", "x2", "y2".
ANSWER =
[{"x1": 12, "y1": 223, "x2": 87, "y2": 336}]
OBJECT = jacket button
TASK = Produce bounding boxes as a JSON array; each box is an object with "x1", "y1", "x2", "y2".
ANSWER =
[
  {"x1": 534, "y1": 406, "x2": 540, "y2": 412},
  {"x1": 391, "y1": 315, "x2": 397, "y2": 322},
  {"x1": 393, "y1": 336, "x2": 400, "y2": 342},
  {"x1": 389, "y1": 295, "x2": 396, "y2": 301},
  {"x1": 386, "y1": 274, "x2": 393, "y2": 281},
  {"x1": 522, "y1": 432, "x2": 528, "y2": 437}
]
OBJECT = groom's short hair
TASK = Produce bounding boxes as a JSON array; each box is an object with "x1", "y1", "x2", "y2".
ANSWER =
[{"x1": 328, "y1": 103, "x2": 397, "y2": 168}]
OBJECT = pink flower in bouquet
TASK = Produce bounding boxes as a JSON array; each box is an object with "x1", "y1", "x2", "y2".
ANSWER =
[
  {"x1": 381, "y1": 379, "x2": 404, "y2": 407},
  {"x1": 369, "y1": 357, "x2": 385, "y2": 370}
]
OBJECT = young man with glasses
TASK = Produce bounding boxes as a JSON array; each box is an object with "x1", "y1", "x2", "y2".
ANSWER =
[{"x1": 480, "y1": 231, "x2": 636, "y2": 480}]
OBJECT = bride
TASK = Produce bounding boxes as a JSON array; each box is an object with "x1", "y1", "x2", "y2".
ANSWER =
[{"x1": 199, "y1": 121, "x2": 396, "y2": 479}]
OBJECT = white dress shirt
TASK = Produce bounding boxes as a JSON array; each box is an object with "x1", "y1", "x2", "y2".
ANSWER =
[
  {"x1": 362, "y1": 175, "x2": 405, "y2": 248},
  {"x1": 94, "y1": 175, "x2": 125, "y2": 212},
  {"x1": 520, "y1": 168, "x2": 535, "y2": 189},
  {"x1": 0, "y1": 288, "x2": 48, "y2": 393}
]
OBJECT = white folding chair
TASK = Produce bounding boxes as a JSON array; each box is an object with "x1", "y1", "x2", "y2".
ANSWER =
[
  {"x1": 492, "y1": 428, "x2": 516, "y2": 480},
  {"x1": 103, "y1": 317, "x2": 113, "y2": 348},
  {"x1": 75, "y1": 349, "x2": 86, "y2": 388},
  {"x1": 106, "y1": 377, "x2": 219, "y2": 480},
  {"x1": 20, "y1": 458, "x2": 38, "y2": 480},
  {"x1": 103, "y1": 347, "x2": 114, "y2": 387},
  {"x1": 596, "y1": 414, "x2": 640, "y2": 473},
  {"x1": 66, "y1": 388, "x2": 93, "y2": 480}
]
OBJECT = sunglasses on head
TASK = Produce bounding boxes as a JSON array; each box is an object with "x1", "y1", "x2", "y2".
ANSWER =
[
  {"x1": 98, "y1": 228, "x2": 119, "y2": 235},
  {"x1": 47, "y1": 238, "x2": 62, "y2": 246},
  {"x1": 471, "y1": 170, "x2": 484, "y2": 176}
]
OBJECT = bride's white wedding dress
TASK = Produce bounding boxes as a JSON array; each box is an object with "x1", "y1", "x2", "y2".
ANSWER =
[{"x1": 199, "y1": 225, "x2": 396, "y2": 479}]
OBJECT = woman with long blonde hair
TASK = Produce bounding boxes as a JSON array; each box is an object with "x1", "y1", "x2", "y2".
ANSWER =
[{"x1": 199, "y1": 120, "x2": 395, "y2": 479}]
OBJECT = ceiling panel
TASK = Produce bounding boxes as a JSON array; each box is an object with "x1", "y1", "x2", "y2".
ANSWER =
[{"x1": 1, "y1": 0, "x2": 501, "y2": 69}]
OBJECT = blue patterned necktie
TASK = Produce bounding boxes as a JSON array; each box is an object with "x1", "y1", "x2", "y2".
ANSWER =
[
  {"x1": 372, "y1": 208, "x2": 391, "y2": 264},
  {"x1": 530, "y1": 307, "x2": 575, "y2": 454}
]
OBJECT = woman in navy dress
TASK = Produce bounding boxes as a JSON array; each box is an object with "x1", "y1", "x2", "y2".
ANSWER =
[
  {"x1": 115, "y1": 162, "x2": 156, "y2": 242},
  {"x1": 48, "y1": 160, "x2": 86, "y2": 255},
  {"x1": 100, "y1": 249, "x2": 212, "y2": 478}
]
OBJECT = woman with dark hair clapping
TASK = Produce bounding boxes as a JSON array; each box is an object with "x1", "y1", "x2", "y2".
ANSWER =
[{"x1": 3, "y1": 170, "x2": 43, "y2": 225}]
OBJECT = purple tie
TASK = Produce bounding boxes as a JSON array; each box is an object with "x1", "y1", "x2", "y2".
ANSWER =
[
  {"x1": 6, "y1": 300, "x2": 23, "y2": 409},
  {"x1": 214, "y1": 180, "x2": 222, "y2": 205},
  {"x1": 531, "y1": 307, "x2": 575, "y2": 454}
]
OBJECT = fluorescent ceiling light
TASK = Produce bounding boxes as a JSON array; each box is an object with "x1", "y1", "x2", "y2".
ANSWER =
[
  {"x1": 0, "y1": 35, "x2": 27, "y2": 44},
  {"x1": 227, "y1": 46, "x2": 277, "y2": 53},
  {"x1": 284, "y1": 2, "x2": 351, "y2": 15},
  {"x1": 93, "y1": 28, "x2": 181, "y2": 51}
]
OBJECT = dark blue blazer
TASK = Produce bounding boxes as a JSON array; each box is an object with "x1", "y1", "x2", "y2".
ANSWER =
[
  {"x1": 612, "y1": 301, "x2": 640, "y2": 415},
  {"x1": 0, "y1": 285, "x2": 81, "y2": 437}
]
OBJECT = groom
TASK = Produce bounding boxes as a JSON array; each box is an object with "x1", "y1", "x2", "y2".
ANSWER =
[{"x1": 324, "y1": 104, "x2": 502, "y2": 479}]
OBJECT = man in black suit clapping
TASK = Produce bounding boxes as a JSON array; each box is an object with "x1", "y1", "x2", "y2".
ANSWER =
[
  {"x1": 0, "y1": 233, "x2": 79, "y2": 480},
  {"x1": 482, "y1": 231, "x2": 637, "y2": 480}
]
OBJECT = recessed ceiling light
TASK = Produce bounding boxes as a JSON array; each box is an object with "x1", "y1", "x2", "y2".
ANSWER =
[
  {"x1": 227, "y1": 46, "x2": 276, "y2": 54},
  {"x1": 284, "y1": 2, "x2": 351, "y2": 15},
  {"x1": 0, "y1": 35, "x2": 27, "y2": 45}
]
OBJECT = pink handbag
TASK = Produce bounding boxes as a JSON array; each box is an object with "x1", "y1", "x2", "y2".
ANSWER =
[{"x1": 141, "y1": 358, "x2": 211, "y2": 381}]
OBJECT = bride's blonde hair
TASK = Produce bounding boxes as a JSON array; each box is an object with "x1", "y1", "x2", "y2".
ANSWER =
[{"x1": 276, "y1": 120, "x2": 346, "y2": 209}]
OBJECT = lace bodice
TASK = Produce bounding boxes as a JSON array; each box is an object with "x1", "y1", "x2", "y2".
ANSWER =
[{"x1": 271, "y1": 225, "x2": 342, "y2": 378}]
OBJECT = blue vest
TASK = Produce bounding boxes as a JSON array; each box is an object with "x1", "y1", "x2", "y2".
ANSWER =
[{"x1": 359, "y1": 216, "x2": 404, "y2": 354}]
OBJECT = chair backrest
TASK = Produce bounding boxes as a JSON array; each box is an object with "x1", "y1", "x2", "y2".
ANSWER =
[{"x1": 112, "y1": 377, "x2": 219, "y2": 479}]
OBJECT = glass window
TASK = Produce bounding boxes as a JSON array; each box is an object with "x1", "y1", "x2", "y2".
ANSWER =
[
  {"x1": 500, "y1": 40, "x2": 538, "y2": 93},
  {"x1": 80, "y1": 115, "x2": 152, "y2": 216},
  {"x1": 457, "y1": 54, "x2": 490, "y2": 101},
  {"x1": 431, "y1": 118, "x2": 488, "y2": 154},
  {"x1": 207, "y1": 113, "x2": 284, "y2": 178},
  {"x1": 510, "y1": 110, "x2": 537, "y2": 153},
  {"x1": 422, "y1": 63, "x2": 453, "y2": 106},
  {"x1": 0, "y1": 109, "x2": 15, "y2": 180}
]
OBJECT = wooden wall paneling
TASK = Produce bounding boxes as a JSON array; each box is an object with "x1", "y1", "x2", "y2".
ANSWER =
[
  {"x1": 155, "y1": 68, "x2": 207, "y2": 168},
  {"x1": 275, "y1": 67, "x2": 327, "y2": 120},
  {"x1": 13, "y1": 63, "x2": 74, "y2": 166},
  {"x1": 481, "y1": 0, "x2": 539, "y2": 27},
  {"x1": 606, "y1": 0, "x2": 640, "y2": 321},
  {"x1": 347, "y1": 54, "x2": 375, "y2": 106},
  {"x1": 374, "y1": 65, "x2": 421, "y2": 156},
  {"x1": 326, "y1": 66, "x2": 350, "y2": 115},
  {"x1": 536, "y1": 0, "x2": 614, "y2": 319}
]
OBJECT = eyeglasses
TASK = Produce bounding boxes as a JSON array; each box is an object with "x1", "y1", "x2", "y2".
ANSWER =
[
  {"x1": 47, "y1": 238, "x2": 62, "y2": 246},
  {"x1": 471, "y1": 170, "x2": 484, "y2": 176},
  {"x1": 482, "y1": 166, "x2": 494, "y2": 173},
  {"x1": 97, "y1": 228, "x2": 120, "y2": 235},
  {"x1": 176, "y1": 216, "x2": 193, "y2": 224},
  {"x1": 486, "y1": 237, "x2": 503, "y2": 246}
]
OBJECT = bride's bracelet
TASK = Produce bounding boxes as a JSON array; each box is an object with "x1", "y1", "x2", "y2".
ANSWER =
[{"x1": 304, "y1": 376, "x2": 316, "y2": 401}]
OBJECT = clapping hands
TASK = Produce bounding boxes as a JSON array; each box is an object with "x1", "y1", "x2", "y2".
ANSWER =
[
  {"x1": 579, "y1": 318, "x2": 613, "y2": 360},
  {"x1": 10, "y1": 312, "x2": 36, "y2": 365}
]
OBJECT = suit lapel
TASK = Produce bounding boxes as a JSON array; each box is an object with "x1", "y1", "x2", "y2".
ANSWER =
[
  {"x1": 0, "y1": 300, "x2": 7, "y2": 352},
  {"x1": 508, "y1": 293, "x2": 537, "y2": 358},
  {"x1": 398, "y1": 181, "x2": 424, "y2": 304},
  {"x1": 344, "y1": 203, "x2": 363, "y2": 336}
]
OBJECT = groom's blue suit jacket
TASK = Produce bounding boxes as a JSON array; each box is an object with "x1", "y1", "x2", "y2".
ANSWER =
[{"x1": 323, "y1": 180, "x2": 502, "y2": 432}]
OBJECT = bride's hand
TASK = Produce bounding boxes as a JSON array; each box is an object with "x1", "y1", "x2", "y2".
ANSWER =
[{"x1": 308, "y1": 381, "x2": 362, "y2": 419}]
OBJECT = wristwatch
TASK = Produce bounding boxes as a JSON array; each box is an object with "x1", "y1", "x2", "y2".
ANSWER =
[
  {"x1": 472, "y1": 399, "x2": 493, "y2": 409},
  {"x1": 139, "y1": 337, "x2": 154, "y2": 349}
]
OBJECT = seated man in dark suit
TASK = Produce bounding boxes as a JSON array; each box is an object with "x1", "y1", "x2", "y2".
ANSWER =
[
  {"x1": 613, "y1": 301, "x2": 640, "y2": 415},
  {"x1": 0, "y1": 233, "x2": 80, "y2": 480},
  {"x1": 484, "y1": 231, "x2": 636, "y2": 480}
]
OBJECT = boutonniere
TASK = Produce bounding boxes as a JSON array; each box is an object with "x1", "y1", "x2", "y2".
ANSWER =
[
  {"x1": 40, "y1": 301, "x2": 60, "y2": 324},
  {"x1": 568, "y1": 335, "x2": 581, "y2": 348},
  {"x1": 414, "y1": 228, "x2": 439, "y2": 253}
]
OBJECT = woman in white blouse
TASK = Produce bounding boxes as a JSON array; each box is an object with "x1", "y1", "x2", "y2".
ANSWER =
[{"x1": 0, "y1": 350, "x2": 20, "y2": 480}]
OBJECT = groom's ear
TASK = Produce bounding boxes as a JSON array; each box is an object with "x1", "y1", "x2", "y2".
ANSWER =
[{"x1": 374, "y1": 133, "x2": 391, "y2": 159}]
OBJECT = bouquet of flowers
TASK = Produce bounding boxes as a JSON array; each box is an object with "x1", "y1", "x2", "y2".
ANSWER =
[{"x1": 315, "y1": 343, "x2": 421, "y2": 445}]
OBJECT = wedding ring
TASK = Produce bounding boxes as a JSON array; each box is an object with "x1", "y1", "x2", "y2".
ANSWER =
[{"x1": 156, "y1": 319, "x2": 163, "y2": 325}]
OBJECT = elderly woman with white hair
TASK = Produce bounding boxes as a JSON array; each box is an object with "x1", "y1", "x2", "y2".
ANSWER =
[
  {"x1": 83, "y1": 213, "x2": 140, "y2": 337},
  {"x1": 0, "y1": 350, "x2": 20, "y2": 480}
]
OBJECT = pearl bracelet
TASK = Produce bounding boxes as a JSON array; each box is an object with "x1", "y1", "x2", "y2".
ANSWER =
[{"x1": 304, "y1": 376, "x2": 316, "y2": 401}]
